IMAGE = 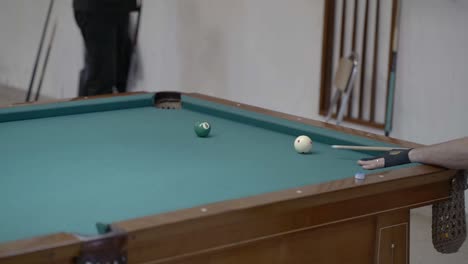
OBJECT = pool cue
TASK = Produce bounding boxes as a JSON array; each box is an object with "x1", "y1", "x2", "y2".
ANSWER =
[
  {"x1": 25, "y1": 0, "x2": 54, "y2": 102},
  {"x1": 331, "y1": 145, "x2": 409, "y2": 152},
  {"x1": 126, "y1": 0, "x2": 143, "y2": 90},
  {"x1": 34, "y1": 21, "x2": 57, "y2": 101},
  {"x1": 385, "y1": 0, "x2": 401, "y2": 137},
  {"x1": 133, "y1": 0, "x2": 143, "y2": 47}
]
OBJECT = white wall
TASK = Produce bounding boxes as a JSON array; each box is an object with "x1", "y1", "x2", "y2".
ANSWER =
[
  {"x1": 391, "y1": 0, "x2": 468, "y2": 144},
  {"x1": 0, "y1": 0, "x2": 83, "y2": 99},
  {"x1": 0, "y1": 0, "x2": 49, "y2": 89},
  {"x1": 133, "y1": 0, "x2": 323, "y2": 119},
  {"x1": 0, "y1": 0, "x2": 323, "y2": 119}
]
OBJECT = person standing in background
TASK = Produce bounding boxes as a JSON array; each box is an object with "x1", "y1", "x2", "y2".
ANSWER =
[{"x1": 73, "y1": 0, "x2": 138, "y2": 96}]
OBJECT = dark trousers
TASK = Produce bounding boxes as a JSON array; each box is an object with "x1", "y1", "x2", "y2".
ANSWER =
[{"x1": 75, "y1": 11, "x2": 132, "y2": 96}]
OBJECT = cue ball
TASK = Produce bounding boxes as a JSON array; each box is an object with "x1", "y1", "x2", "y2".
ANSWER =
[
  {"x1": 294, "y1": 135, "x2": 313, "y2": 153},
  {"x1": 194, "y1": 121, "x2": 211, "y2": 137}
]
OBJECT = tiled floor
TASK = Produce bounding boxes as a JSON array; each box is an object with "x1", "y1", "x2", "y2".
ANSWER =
[
  {"x1": 411, "y1": 206, "x2": 467, "y2": 263},
  {"x1": 0, "y1": 84, "x2": 53, "y2": 105},
  {"x1": 0, "y1": 85, "x2": 466, "y2": 263},
  {"x1": 0, "y1": 85, "x2": 27, "y2": 105}
]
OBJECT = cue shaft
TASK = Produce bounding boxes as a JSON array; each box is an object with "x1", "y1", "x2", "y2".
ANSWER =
[
  {"x1": 35, "y1": 21, "x2": 57, "y2": 101},
  {"x1": 26, "y1": 0, "x2": 55, "y2": 102},
  {"x1": 331, "y1": 145, "x2": 409, "y2": 151}
]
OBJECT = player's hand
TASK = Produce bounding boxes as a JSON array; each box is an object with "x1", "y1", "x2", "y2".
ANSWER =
[
  {"x1": 358, "y1": 158, "x2": 385, "y2": 170},
  {"x1": 358, "y1": 149, "x2": 413, "y2": 170}
]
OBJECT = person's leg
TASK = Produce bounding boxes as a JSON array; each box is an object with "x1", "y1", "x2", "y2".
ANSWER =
[
  {"x1": 74, "y1": 11, "x2": 117, "y2": 96},
  {"x1": 78, "y1": 68, "x2": 87, "y2": 97},
  {"x1": 74, "y1": 12, "x2": 89, "y2": 97},
  {"x1": 115, "y1": 13, "x2": 133, "y2": 93}
]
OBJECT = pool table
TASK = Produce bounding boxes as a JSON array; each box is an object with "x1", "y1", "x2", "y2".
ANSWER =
[{"x1": 0, "y1": 92, "x2": 456, "y2": 264}]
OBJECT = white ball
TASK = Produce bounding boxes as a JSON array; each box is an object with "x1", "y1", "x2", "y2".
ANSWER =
[{"x1": 294, "y1": 135, "x2": 313, "y2": 153}]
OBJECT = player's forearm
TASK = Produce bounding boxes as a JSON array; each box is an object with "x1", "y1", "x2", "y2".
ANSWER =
[{"x1": 409, "y1": 137, "x2": 468, "y2": 170}]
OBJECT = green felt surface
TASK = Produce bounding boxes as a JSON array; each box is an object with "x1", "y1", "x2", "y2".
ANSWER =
[{"x1": 0, "y1": 94, "x2": 410, "y2": 244}]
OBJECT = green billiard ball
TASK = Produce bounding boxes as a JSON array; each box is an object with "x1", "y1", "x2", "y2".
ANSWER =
[{"x1": 194, "y1": 121, "x2": 211, "y2": 137}]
